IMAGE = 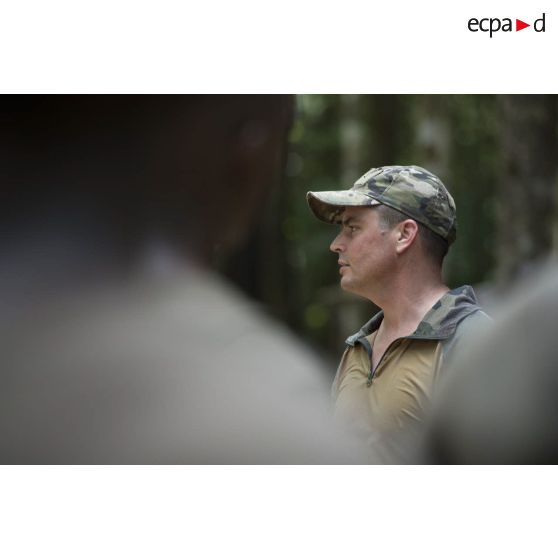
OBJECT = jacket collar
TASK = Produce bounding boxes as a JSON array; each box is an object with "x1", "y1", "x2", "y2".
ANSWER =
[{"x1": 345, "y1": 285, "x2": 481, "y2": 346}]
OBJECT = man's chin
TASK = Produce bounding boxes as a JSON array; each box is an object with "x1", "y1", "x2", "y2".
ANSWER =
[
  {"x1": 340, "y1": 278, "x2": 355, "y2": 293},
  {"x1": 340, "y1": 278, "x2": 367, "y2": 299}
]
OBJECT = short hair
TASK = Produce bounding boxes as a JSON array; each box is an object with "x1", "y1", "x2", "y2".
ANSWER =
[{"x1": 376, "y1": 204, "x2": 449, "y2": 267}]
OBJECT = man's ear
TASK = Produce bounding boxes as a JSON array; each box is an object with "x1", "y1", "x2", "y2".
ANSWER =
[{"x1": 395, "y1": 219, "x2": 419, "y2": 254}]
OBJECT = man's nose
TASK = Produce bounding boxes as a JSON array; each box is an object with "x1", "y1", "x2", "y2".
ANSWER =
[{"x1": 330, "y1": 233, "x2": 344, "y2": 253}]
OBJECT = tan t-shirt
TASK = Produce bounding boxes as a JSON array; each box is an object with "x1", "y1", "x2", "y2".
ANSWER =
[{"x1": 333, "y1": 331, "x2": 443, "y2": 450}]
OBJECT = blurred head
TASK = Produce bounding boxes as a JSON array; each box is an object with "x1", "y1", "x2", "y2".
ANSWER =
[{"x1": 1, "y1": 95, "x2": 294, "y2": 264}]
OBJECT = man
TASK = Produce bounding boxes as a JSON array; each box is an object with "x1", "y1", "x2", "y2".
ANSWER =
[
  {"x1": 0, "y1": 96, "x2": 361, "y2": 464},
  {"x1": 307, "y1": 165, "x2": 490, "y2": 462}
]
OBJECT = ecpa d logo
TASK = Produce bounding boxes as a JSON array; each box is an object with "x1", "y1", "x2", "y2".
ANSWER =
[{"x1": 468, "y1": 13, "x2": 546, "y2": 37}]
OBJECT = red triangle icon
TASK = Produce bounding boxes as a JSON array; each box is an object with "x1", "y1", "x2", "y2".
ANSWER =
[{"x1": 516, "y1": 19, "x2": 530, "y2": 31}]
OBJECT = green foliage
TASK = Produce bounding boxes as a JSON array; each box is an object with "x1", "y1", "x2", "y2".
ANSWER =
[{"x1": 444, "y1": 95, "x2": 500, "y2": 285}]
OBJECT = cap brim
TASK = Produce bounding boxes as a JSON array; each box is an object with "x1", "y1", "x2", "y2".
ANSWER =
[{"x1": 306, "y1": 190, "x2": 381, "y2": 224}]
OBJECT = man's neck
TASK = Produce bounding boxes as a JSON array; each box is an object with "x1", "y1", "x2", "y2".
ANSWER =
[{"x1": 374, "y1": 277, "x2": 449, "y2": 340}]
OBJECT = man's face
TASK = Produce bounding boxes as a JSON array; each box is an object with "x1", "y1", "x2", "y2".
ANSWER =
[{"x1": 329, "y1": 205, "x2": 396, "y2": 297}]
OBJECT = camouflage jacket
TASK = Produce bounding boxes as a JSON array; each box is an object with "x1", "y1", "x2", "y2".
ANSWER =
[
  {"x1": 336, "y1": 285, "x2": 490, "y2": 390},
  {"x1": 331, "y1": 285, "x2": 490, "y2": 463}
]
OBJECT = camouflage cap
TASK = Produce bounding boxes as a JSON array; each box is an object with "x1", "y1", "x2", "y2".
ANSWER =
[{"x1": 306, "y1": 165, "x2": 457, "y2": 244}]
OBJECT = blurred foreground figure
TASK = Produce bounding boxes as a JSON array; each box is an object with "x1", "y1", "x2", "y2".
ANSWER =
[
  {"x1": 0, "y1": 96, "x2": 360, "y2": 463},
  {"x1": 307, "y1": 166, "x2": 490, "y2": 463},
  {"x1": 426, "y1": 263, "x2": 558, "y2": 464}
]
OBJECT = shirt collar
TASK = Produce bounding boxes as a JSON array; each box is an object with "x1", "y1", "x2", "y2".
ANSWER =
[{"x1": 345, "y1": 285, "x2": 481, "y2": 346}]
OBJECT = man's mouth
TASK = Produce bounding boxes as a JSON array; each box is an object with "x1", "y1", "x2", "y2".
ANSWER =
[{"x1": 338, "y1": 261, "x2": 349, "y2": 274}]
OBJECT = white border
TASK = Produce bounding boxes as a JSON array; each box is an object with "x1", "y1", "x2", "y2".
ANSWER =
[
  {"x1": 1, "y1": 466, "x2": 555, "y2": 557},
  {"x1": 0, "y1": 1, "x2": 555, "y2": 92}
]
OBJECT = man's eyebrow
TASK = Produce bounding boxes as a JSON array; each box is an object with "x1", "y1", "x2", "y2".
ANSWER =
[{"x1": 341, "y1": 216, "x2": 359, "y2": 227}]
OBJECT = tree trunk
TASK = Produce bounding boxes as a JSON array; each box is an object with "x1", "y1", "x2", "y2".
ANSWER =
[{"x1": 495, "y1": 95, "x2": 558, "y2": 283}]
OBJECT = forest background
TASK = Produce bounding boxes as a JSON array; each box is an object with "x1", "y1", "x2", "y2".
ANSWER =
[{"x1": 219, "y1": 94, "x2": 558, "y2": 367}]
